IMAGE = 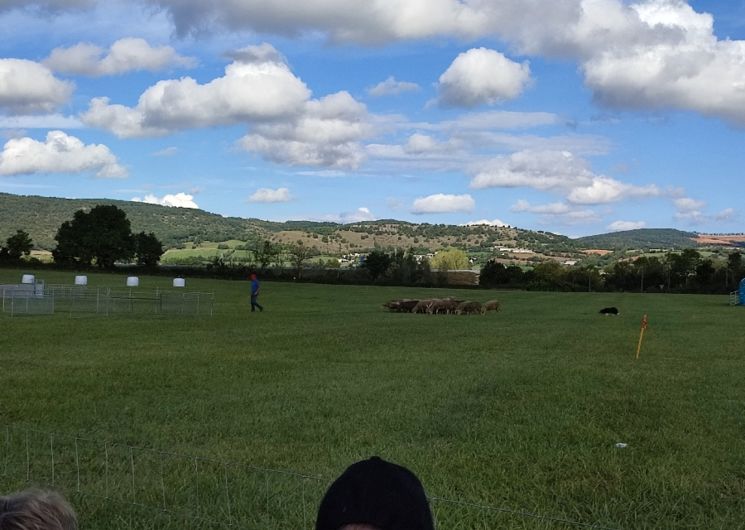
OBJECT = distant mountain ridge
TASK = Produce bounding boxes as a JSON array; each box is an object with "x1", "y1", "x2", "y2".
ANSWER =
[
  {"x1": 0, "y1": 192, "x2": 573, "y2": 254},
  {"x1": 0, "y1": 192, "x2": 733, "y2": 254},
  {"x1": 573, "y1": 228, "x2": 701, "y2": 250}
]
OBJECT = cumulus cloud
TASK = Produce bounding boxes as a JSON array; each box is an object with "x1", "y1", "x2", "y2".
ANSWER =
[
  {"x1": 340, "y1": 207, "x2": 375, "y2": 223},
  {"x1": 0, "y1": 59, "x2": 74, "y2": 114},
  {"x1": 437, "y1": 48, "x2": 531, "y2": 107},
  {"x1": 44, "y1": 37, "x2": 196, "y2": 76},
  {"x1": 674, "y1": 197, "x2": 706, "y2": 212},
  {"x1": 368, "y1": 76, "x2": 419, "y2": 97},
  {"x1": 131, "y1": 192, "x2": 198, "y2": 208},
  {"x1": 608, "y1": 220, "x2": 647, "y2": 231},
  {"x1": 412, "y1": 193, "x2": 475, "y2": 214},
  {"x1": 462, "y1": 218, "x2": 507, "y2": 227},
  {"x1": 82, "y1": 43, "x2": 311, "y2": 137},
  {"x1": 135, "y1": 0, "x2": 745, "y2": 125},
  {"x1": 144, "y1": 0, "x2": 491, "y2": 42},
  {"x1": 321, "y1": 207, "x2": 376, "y2": 223},
  {"x1": 471, "y1": 149, "x2": 660, "y2": 205},
  {"x1": 0, "y1": 130, "x2": 126, "y2": 178},
  {"x1": 580, "y1": 2, "x2": 745, "y2": 125},
  {"x1": 567, "y1": 176, "x2": 660, "y2": 204},
  {"x1": 239, "y1": 91, "x2": 373, "y2": 169},
  {"x1": 249, "y1": 187, "x2": 291, "y2": 203},
  {"x1": 471, "y1": 150, "x2": 595, "y2": 191},
  {"x1": 511, "y1": 199, "x2": 600, "y2": 225}
]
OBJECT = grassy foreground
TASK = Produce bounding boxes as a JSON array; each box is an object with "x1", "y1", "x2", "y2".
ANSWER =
[{"x1": 1, "y1": 268, "x2": 744, "y2": 528}]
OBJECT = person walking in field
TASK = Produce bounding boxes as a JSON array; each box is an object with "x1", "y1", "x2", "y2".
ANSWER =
[{"x1": 250, "y1": 273, "x2": 264, "y2": 312}]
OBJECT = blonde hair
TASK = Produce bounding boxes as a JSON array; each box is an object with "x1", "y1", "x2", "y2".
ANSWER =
[{"x1": 0, "y1": 489, "x2": 77, "y2": 530}]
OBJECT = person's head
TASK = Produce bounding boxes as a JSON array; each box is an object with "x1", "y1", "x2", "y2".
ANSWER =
[
  {"x1": 0, "y1": 489, "x2": 78, "y2": 530},
  {"x1": 250, "y1": 273, "x2": 257, "y2": 280},
  {"x1": 316, "y1": 456, "x2": 434, "y2": 530}
]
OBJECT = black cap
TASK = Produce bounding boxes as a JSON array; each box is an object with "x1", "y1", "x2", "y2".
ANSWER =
[{"x1": 315, "y1": 456, "x2": 434, "y2": 530}]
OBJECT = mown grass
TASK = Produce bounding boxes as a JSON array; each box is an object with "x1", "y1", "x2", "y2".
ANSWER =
[{"x1": 1, "y1": 268, "x2": 744, "y2": 528}]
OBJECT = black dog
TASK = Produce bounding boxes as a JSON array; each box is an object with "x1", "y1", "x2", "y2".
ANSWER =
[{"x1": 599, "y1": 307, "x2": 620, "y2": 315}]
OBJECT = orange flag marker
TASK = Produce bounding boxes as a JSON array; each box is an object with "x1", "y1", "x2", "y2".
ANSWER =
[{"x1": 635, "y1": 314, "x2": 648, "y2": 359}]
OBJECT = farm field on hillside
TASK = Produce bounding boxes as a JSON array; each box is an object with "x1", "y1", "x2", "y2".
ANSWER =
[{"x1": 1, "y1": 268, "x2": 744, "y2": 529}]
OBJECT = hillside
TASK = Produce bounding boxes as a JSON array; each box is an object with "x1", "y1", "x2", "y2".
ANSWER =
[
  {"x1": 573, "y1": 228, "x2": 700, "y2": 250},
  {"x1": 0, "y1": 193, "x2": 576, "y2": 258}
]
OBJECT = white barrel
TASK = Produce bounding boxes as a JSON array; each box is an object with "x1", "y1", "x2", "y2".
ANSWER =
[
  {"x1": 21, "y1": 274, "x2": 35, "y2": 284},
  {"x1": 126, "y1": 276, "x2": 139, "y2": 287},
  {"x1": 74, "y1": 275, "x2": 88, "y2": 286},
  {"x1": 173, "y1": 278, "x2": 186, "y2": 288}
]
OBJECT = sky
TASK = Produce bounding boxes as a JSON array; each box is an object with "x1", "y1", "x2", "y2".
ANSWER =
[{"x1": 1, "y1": 0, "x2": 744, "y2": 237}]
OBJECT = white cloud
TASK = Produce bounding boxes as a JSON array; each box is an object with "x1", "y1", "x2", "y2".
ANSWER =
[
  {"x1": 511, "y1": 200, "x2": 571, "y2": 215},
  {"x1": 462, "y1": 218, "x2": 507, "y2": 227},
  {"x1": 321, "y1": 207, "x2": 376, "y2": 223},
  {"x1": 580, "y1": 1, "x2": 745, "y2": 125},
  {"x1": 240, "y1": 91, "x2": 373, "y2": 169},
  {"x1": 0, "y1": 130, "x2": 126, "y2": 178},
  {"x1": 142, "y1": 0, "x2": 492, "y2": 41},
  {"x1": 368, "y1": 76, "x2": 419, "y2": 97},
  {"x1": 608, "y1": 220, "x2": 647, "y2": 231},
  {"x1": 249, "y1": 187, "x2": 291, "y2": 203},
  {"x1": 0, "y1": 113, "x2": 82, "y2": 129},
  {"x1": 131, "y1": 192, "x2": 198, "y2": 208},
  {"x1": 136, "y1": 0, "x2": 745, "y2": 125},
  {"x1": 44, "y1": 37, "x2": 196, "y2": 76},
  {"x1": 567, "y1": 176, "x2": 660, "y2": 205},
  {"x1": 340, "y1": 207, "x2": 375, "y2": 223},
  {"x1": 82, "y1": 43, "x2": 311, "y2": 137},
  {"x1": 510, "y1": 199, "x2": 600, "y2": 225},
  {"x1": 435, "y1": 110, "x2": 560, "y2": 131},
  {"x1": 470, "y1": 150, "x2": 595, "y2": 191},
  {"x1": 714, "y1": 208, "x2": 736, "y2": 221},
  {"x1": 437, "y1": 48, "x2": 531, "y2": 107},
  {"x1": 412, "y1": 193, "x2": 475, "y2": 214},
  {"x1": 472, "y1": 149, "x2": 660, "y2": 205},
  {"x1": 152, "y1": 146, "x2": 178, "y2": 157},
  {"x1": 0, "y1": 59, "x2": 74, "y2": 114},
  {"x1": 674, "y1": 197, "x2": 706, "y2": 212}
]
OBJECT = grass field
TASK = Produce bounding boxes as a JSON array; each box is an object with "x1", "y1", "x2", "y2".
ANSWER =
[{"x1": 1, "y1": 268, "x2": 745, "y2": 529}]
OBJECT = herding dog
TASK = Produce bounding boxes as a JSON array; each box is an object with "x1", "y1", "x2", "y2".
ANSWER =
[{"x1": 599, "y1": 306, "x2": 620, "y2": 315}]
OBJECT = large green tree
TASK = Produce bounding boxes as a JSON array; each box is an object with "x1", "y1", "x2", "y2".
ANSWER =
[
  {"x1": 431, "y1": 248, "x2": 469, "y2": 270},
  {"x1": 134, "y1": 231, "x2": 164, "y2": 268},
  {"x1": 363, "y1": 249, "x2": 392, "y2": 281},
  {"x1": 0, "y1": 229, "x2": 33, "y2": 262},
  {"x1": 53, "y1": 205, "x2": 135, "y2": 268}
]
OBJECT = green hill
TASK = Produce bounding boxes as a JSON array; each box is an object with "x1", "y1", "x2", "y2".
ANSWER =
[
  {"x1": 0, "y1": 192, "x2": 577, "y2": 256},
  {"x1": 573, "y1": 228, "x2": 699, "y2": 250}
]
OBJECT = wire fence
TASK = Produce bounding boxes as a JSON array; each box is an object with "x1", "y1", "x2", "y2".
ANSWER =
[
  {"x1": 0, "y1": 425, "x2": 618, "y2": 529},
  {"x1": 0, "y1": 285, "x2": 214, "y2": 317}
]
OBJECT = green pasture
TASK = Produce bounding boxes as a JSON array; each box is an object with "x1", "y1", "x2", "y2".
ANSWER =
[{"x1": 1, "y1": 268, "x2": 744, "y2": 528}]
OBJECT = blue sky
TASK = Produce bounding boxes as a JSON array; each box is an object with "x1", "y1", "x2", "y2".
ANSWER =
[{"x1": 1, "y1": 0, "x2": 744, "y2": 237}]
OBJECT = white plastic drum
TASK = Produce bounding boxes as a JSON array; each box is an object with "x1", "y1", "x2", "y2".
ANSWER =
[
  {"x1": 74, "y1": 275, "x2": 88, "y2": 286},
  {"x1": 21, "y1": 274, "x2": 35, "y2": 284},
  {"x1": 173, "y1": 278, "x2": 186, "y2": 288},
  {"x1": 126, "y1": 276, "x2": 139, "y2": 287}
]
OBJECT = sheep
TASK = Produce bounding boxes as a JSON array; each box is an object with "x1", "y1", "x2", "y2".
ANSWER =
[
  {"x1": 480, "y1": 299, "x2": 501, "y2": 315},
  {"x1": 412, "y1": 299, "x2": 435, "y2": 313},
  {"x1": 383, "y1": 299, "x2": 420, "y2": 312},
  {"x1": 455, "y1": 301, "x2": 482, "y2": 315}
]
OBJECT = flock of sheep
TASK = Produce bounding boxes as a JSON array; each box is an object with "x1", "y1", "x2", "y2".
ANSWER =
[{"x1": 383, "y1": 297, "x2": 501, "y2": 315}]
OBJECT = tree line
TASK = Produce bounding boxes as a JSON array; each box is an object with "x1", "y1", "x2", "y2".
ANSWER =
[
  {"x1": 1, "y1": 205, "x2": 164, "y2": 269},
  {"x1": 480, "y1": 250, "x2": 744, "y2": 293},
  {"x1": 3, "y1": 204, "x2": 744, "y2": 294}
]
